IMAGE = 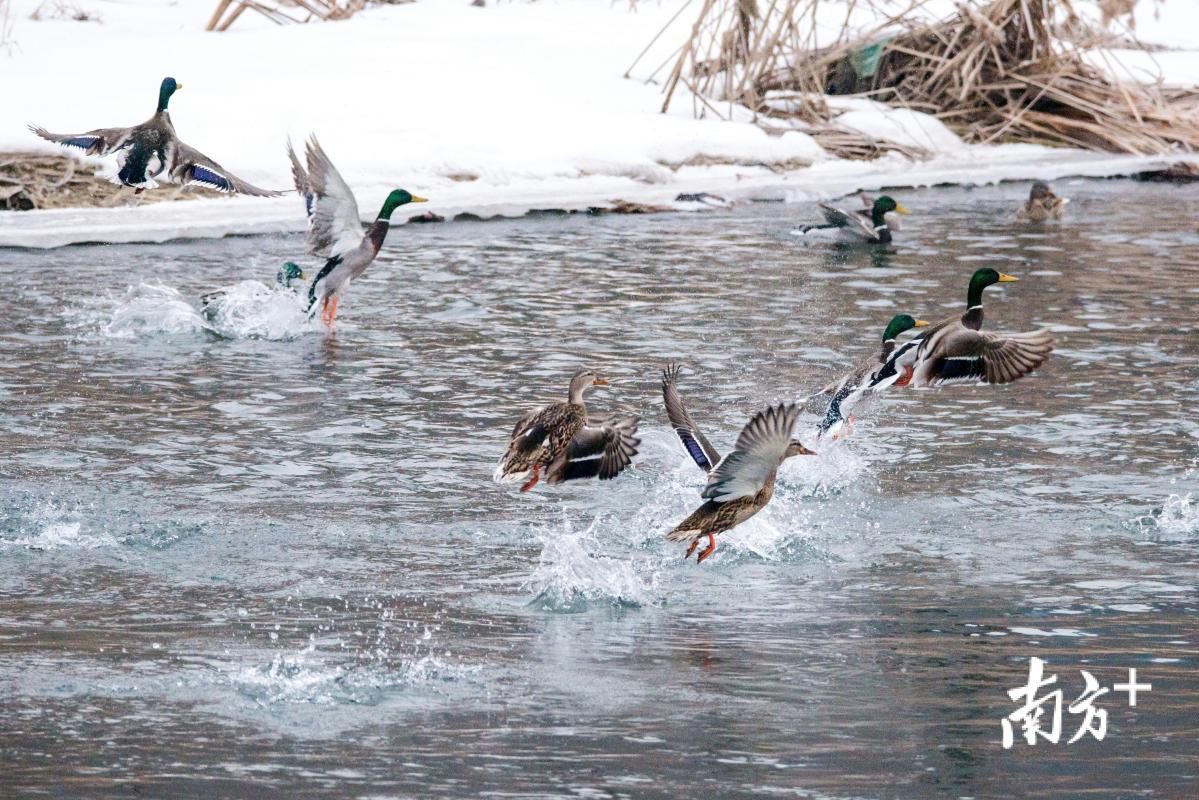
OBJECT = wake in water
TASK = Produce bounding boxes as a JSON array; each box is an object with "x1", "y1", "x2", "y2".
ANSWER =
[
  {"x1": 1132, "y1": 492, "x2": 1198, "y2": 541},
  {"x1": 0, "y1": 497, "x2": 117, "y2": 551},
  {"x1": 76, "y1": 281, "x2": 319, "y2": 341}
]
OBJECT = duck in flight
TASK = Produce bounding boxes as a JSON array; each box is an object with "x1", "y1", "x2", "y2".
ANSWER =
[
  {"x1": 30, "y1": 77, "x2": 282, "y2": 197},
  {"x1": 662, "y1": 392, "x2": 814, "y2": 564},
  {"x1": 494, "y1": 369, "x2": 640, "y2": 492},
  {"x1": 288, "y1": 135, "x2": 427, "y2": 326},
  {"x1": 871, "y1": 268, "x2": 1055, "y2": 389}
]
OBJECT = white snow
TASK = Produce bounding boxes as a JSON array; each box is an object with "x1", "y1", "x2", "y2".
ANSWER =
[{"x1": 0, "y1": 0, "x2": 1195, "y2": 248}]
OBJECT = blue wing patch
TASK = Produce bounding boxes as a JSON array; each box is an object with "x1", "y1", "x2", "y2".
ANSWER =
[
  {"x1": 304, "y1": 192, "x2": 314, "y2": 218},
  {"x1": 677, "y1": 429, "x2": 713, "y2": 472},
  {"x1": 192, "y1": 165, "x2": 232, "y2": 192},
  {"x1": 64, "y1": 135, "x2": 101, "y2": 150}
]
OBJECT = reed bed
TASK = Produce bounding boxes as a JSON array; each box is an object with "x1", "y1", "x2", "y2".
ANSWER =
[{"x1": 645, "y1": 0, "x2": 1199, "y2": 156}]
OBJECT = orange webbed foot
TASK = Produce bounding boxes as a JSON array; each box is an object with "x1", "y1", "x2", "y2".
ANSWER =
[
  {"x1": 695, "y1": 533, "x2": 717, "y2": 564},
  {"x1": 519, "y1": 466, "x2": 541, "y2": 493}
]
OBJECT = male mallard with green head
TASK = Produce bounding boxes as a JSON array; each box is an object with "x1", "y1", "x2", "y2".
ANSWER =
[
  {"x1": 872, "y1": 268, "x2": 1054, "y2": 389},
  {"x1": 288, "y1": 135, "x2": 427, "y2": 326},
  {"x1": 797, "y1": 195, "x2": 911, "y2": 243},
  {"x1": 816, "y1": 313, "x2": 929, "y2": 438},
  {"x1": 664, "y1": 402, "x2": 814, "y2": 563},
  {"x1": 495, "y1": 369, "x2": 640, "y2": 492},
  {"x1": 1017, "y1": 181, "x2": 1068, "y2": 221},
  {"x1": 30, "y1": 77, "x2": 281, "y2": 196}
]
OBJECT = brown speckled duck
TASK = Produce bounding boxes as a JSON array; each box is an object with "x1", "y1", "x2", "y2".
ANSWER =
[
  {"x1": 661, "y1": 377, "x2": 814, "y2": 563},
  {"x1": 495, "y1": 368, "x2": 640, "y2": 492},
  {"x1": 1017, "y1": 181, "x2": 1068, "y2": 221}
]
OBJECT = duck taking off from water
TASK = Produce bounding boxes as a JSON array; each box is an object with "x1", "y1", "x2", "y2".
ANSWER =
[
  {"x1": 198, "y1": 262, "x2": 306, "y2": 318},
  {"x1": 288, "y1": 135, "x2": 427, "y2": 326},
  {"x1": 30, "y1": 77, "x2": 282, "y2": 196},
  {"x1": 816, "y1": 314, "x2": 929, "y2": 439},
  {"x1": 1017, "y1": 181, "x2": 1068, "y2": 221},
  {"x1": 796, "y1": 195, "x2": 911, "y2": 243},
  {"x1": 495, "y1": 369, "x2": 640, "y2": 492},
  {"x1": 872, "y1": 268, "x2": 1054, "y2": 389},
  {"x1": 664, "y1": 402, "x2": 814, "y2": 564}
]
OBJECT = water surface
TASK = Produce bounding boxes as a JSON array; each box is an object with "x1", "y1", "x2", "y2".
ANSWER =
[{"x1": 1, "y1": 180, "x2": 1197, "y2": 798}]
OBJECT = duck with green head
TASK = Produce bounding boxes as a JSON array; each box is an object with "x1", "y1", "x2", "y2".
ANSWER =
[
  {"x1": 816, "y1": 313, "x2": 930, "y2": 438},
  {"x1": 797, "y1": 195, "x2": 911, "y2": 243},
  {"x1": 30, "y1": 77, "x2": 281, "y2": 196},
  {"x1": 871, "y1": 268, "x2": 1054, "y2": 389},
  {"x1": 198, "y1": 261, "x2": 309, "y2": 319},
  {"x1": 288, "y1": 135, "x2": 427, "y2": 326}
]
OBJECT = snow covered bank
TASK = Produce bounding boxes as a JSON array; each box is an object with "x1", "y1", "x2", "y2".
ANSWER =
[{"x1": 0, "y1": 0, "x2": 1194, "y2": 248}]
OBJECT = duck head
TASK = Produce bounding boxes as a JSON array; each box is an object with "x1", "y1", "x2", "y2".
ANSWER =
[
  {"x1": 157, "y1": 77, "x2": 181, "y2": 113},
  {"x1": 377, "y1": 189, "x2": 429, "y2": 221},
  {"x1": 568, "y1": 368, "x2": 609, "y2": 404},
  {"x1": 881, "y1": 314, "x2": 929, "y2": 342},
  {"x1": 276, "y1": 262, "x2": 306, "y2": 288},
  {"x1": 967, "y1": 267, "x2": 1018, "y2": 307},
  {"x1": 871, "y1": 195, "x2": 911, "y2": 226},
  {"x1": 1029, "y1": 181, "x2": 1056, "y2": 202},
  {"x1": 785, "y1": 440, "x2": 818, "y2": 458}
]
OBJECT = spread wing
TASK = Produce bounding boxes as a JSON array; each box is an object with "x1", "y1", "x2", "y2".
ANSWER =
[
  {"x1": 702, "y1": 403, "x2": 799, "y2": 503},
  {"x1": 819, "y1": 204, "x2": 881, "y2": 241},
  {"x1": 661, "y1": 364, "x2": 721, "y2": 472},
  {"x1": 170, "y1": 140, "x2": 283, "y2": 197},
  {"x1": 547, "y1": 416, "x2": 640, "y2": 483},
  {"x1": 921, "y1": 329, "x2": 1055, "y2": 385},
  {"x1": 29, "y1": 123, "x2": 132, "y2": 157},
  {"x1": 295, "y1": 135, "x2": 364, "y2": 259}
]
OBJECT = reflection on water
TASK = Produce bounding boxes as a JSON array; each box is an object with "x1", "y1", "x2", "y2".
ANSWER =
[{"x1": 1, "y1": 180, "x2": 1197, "y2": 798}]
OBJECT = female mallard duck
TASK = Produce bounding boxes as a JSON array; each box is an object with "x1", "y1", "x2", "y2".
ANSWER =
[
  {"x1": 872, "y1": 268, "x2": 1054, "y2": 388},
  {"x1": 30, "y1": 77, "x2": 281, "y2": 196},
  {"x1": 796, "y1": 195, "x2": 911, "y2": 243},
  {"x1": 495, "y1": 368, "x2": 640, "y2": 492},
  {"x1": 288, "y1": 135, "x2": 427, "y2": 326},
  {"x1": 664, "y1": 402, "x2": 813, "y2": 563},
  {"x1": 816, "y1": 313, "x2": 929, "y2": 438},
  {"x1": 198, "y1": 262, "x2": 306, "y2": 319},
  {"x1": 1017, "y1": 181, "x2": 1068, "y2": 221}
]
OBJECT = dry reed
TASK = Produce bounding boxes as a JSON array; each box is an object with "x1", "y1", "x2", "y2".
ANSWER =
[{"x1": 644, "y1": 0, "x2": 1199, "y2": 157}]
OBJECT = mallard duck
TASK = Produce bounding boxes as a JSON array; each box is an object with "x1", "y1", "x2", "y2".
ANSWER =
[
  {"x1": 796, "y1": 195, "x2": 910, "y2": 243},
  {"x1": 198, "y1": 262, "x2": 306, "y2": 318},
  {"x1": 288, "y1": 135, "x2": 427, "y2": 326},
  {"x1": 872, "y1": 268, "x2": 1054, "y2": 388},
  {"x1": 494, "y1": 368, "x2": 640, "y2": 492},
  {"x1": 664, "y1": 402, "x2": 814, "y2": 563},
  {"x1": 1017, "y1": 181, "x2": 1068, "y2": 221},
  {"x1": 30, "y1": 77, "x2": 281, "y2": 196},
  {"x1": 816, "y1": 313, "x2": 929, "y2": 438}
]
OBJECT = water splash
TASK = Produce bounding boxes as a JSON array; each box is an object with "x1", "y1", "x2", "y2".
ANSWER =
[
  {"x1": 523, "y1": 515, "x2": 661, "y2": 612},
  {"x1": 200, "y1": 280, "x2": 317, "y2": 340},
  {"x1": 75, "y1": 281, "x2": 318, "y2": 341},
  {"x1": 0, "y1": 498, "x2": 117, "y2": 551},
  {"x1": 1132, "y1": 492, "x2": 1198, "y2": 540}
]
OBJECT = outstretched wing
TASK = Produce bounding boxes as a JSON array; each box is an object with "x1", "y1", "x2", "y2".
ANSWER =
[
  {"x1": 702, "y1": 403, "x2": 799, "y2": 503},
  {"x1": 547, "y1": 416, "x2": 640, "y2": 483},
  {"x1": 919, "y1": 329, "x2": 1055, "y2": 385},
  {"x1": 287, "y1": 138, "x2": 315, "y2": 218},
  {"x1": 819, "y1": 203, "x2": 881, "y2": 241},
  {"x1": 29, "y1": 123, "x2": 132, "y2": 157},
  {"x1": 170, "y1": 140, "x2": 283, "y2": 197},
  {"x1": 661, "y1": 364, "x2": 721, "y2": 472},
  {"x1": 299, "y1": 135, "x2": 364, "y2": 260}
]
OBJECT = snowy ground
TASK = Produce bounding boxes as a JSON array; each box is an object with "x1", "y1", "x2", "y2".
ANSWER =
[{"x1": 0, "y1": 0, "x2": 1195, "y2": 248}]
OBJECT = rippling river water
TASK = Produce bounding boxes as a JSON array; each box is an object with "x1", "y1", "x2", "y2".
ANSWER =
[{"x1": 1, "y1": 180, "x2": 1196, "y2": 798}]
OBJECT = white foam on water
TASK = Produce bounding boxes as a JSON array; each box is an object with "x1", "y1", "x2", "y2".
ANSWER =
[
  {"x1": 75, "y1": 281, "x2": 320, "y2": 341},
  {"x1": 201, "y1": 280, "x2": 319, "y2": 341},
  {"x1": 1132, "y1": 492, "x2": 1198, "y2": 541},
  {"x1": 522, "y1": 515, "x2": 662, "y2": 612},
  {"x1": 0, "y1": 499, "x2": 117, "y2": 551}
]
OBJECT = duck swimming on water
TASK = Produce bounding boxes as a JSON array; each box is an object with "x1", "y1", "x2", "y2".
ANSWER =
[
  {"x1": 30, "y1": 77, "x2": 282, "y2": 197},
  {"x1": 796, "y1": 195, "x2": 911, "y2": 244}
]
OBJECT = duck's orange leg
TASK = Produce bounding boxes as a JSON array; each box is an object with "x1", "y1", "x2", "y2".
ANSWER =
[
  {"x1": 894, "y1": 364, "x2": 915, "y2": 387},
  {"x1": 685, "y1": 538, "x2": 701, "y2": 559},
  {"x1": 520, "y1": 465, "x2": 541, "y2": 493},
  {"x1": 696, "y1": 534, "x2": 717, "y2": 564},
  {"x1": 321, "y1": 296, "x2": 339, "y2": 326}
]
